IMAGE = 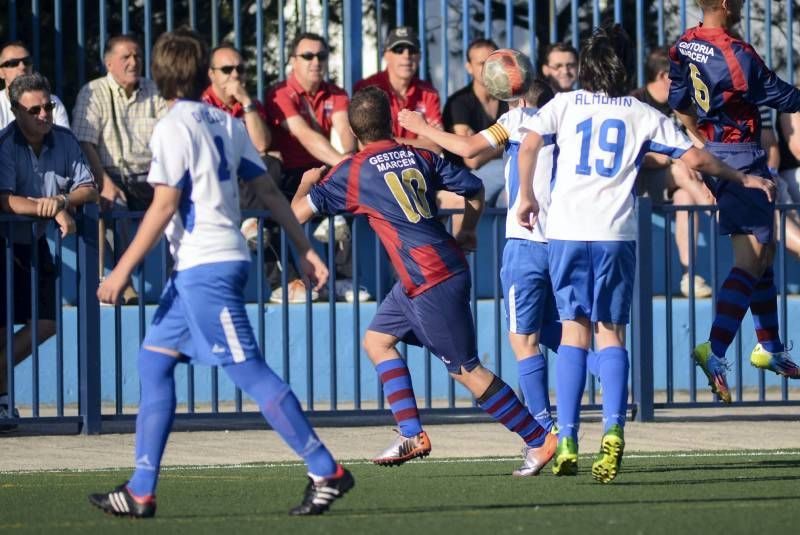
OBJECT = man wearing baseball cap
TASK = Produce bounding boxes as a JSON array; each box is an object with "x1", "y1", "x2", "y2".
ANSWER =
[{"x1": 354, "y1": 26, "x2": 443, "y2": 153}]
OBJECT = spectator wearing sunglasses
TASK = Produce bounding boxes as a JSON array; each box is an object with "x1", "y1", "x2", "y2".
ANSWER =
[
  {"x1": 201, "y1": 44, "x2": 282, "y2": 251},
  {"x1": 72, "y1": 34, "x2": 168, "y2": 304},
  {"x1": 354, "y1": 27, "x2": 444, "y2": 153},
  {"x1": 0, "y1": 73, "x2": 98, "y2": 427},
  {"x1": 0, "y1": 41, "x2": 70, "y2": 129}
]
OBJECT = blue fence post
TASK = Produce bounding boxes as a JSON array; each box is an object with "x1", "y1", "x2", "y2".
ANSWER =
[
  {"x1": 78, "y1": 204, "x2": 101, "y2": 434},
  {"x1": 632, "y1": 197, "x2": 654, "y2": 422},
  {"x1": 343, "y1": 0, "x2": 363, "y2": 94}
]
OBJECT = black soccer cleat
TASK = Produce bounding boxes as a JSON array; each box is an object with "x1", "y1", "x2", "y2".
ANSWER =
[
  {"x1": 88, "y1": 483, "x2": 156, "y2": 518},
  {"x1": 289, "y1": 465, "x2": 354, "y2": 516}
]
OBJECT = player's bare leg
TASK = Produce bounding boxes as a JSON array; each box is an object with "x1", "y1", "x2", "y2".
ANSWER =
[{"x1": 364, "y1": 330, "x2": 431, "y2": 466}]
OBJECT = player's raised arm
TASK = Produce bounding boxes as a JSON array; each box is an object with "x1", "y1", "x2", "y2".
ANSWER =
[
  {"x1": 679, "y1": 147, "x2": 775, "y2": 201},
  {"x1": 290, "y1": 165, "x2": 328, "y2": 224},
  {"x1": 397, "y1": 109, "x2": 493, "y2": 158},
  {"x1": 515, "y1": 131, "x2": 543, "y2": 231}
]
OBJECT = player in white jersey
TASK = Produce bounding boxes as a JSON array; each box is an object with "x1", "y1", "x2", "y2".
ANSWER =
[
  {"x1": 516, "y1": 25, "x2": 774, "y2": 483},
  {"x1": 88, "y1": 30, "x2": 353, "y2": 519},
  {"x1": 397, "y1": 79, "x2": 564, "y2": 476}
]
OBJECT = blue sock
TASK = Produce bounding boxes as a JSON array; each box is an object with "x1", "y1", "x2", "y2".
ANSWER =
[
  {"x1": 376, "y1": 359, "x2": 422, "y2": 437},
  {"x1": 224, "y1": 359, "x2": 337, "y2": 477},
  {"x1": 595, "y1": 347, "x2": 629, "y2": 432},
  {"x1": 127, "y1": 349, "x2": 178, "y2": 497},
  {"x1": 539, "y1": 321, "x2": 562, "y2": 353},
  {"x1": 586, "y1": 350, "x2": 599, "y2": 377},
  {"x1": 556, "y1": 345, "x2": 588, "y2": 441},
  {"x1": 517, "y1": 355, "x2": 554, "y2": 432}
]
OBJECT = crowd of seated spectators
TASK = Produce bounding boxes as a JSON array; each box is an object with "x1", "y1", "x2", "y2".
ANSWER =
[{"x1": 1, "y1": 27, "x2": 799, "y2": 424}]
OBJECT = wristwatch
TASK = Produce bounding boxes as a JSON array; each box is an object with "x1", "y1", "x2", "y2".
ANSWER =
[{"x1": 242, "y1": 102, "x2": 256, "y2": 114}]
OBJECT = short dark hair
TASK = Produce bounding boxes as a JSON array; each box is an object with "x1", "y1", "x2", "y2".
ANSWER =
[
  {"x1": 289, "y1": 32, "x2": 328, "y2": 57},
  {"x1": 151, "y1": 29, "x2": 209, "y2": 101},
  {"x1": 524, "y1": 78, "x2": 555, "y2": 108},
  {"x1": 0, "y1": 40, "x2": 29, "y2": 58},
  {"x1": 578, "y1": 25, "x2": 634, "y2": 97},
  {"x1": 210, "y1": 43, "x2": 242, "y2": 65},
  {"x1": 9, "y1": 72, "x2": 50, "y2": 106},
  {"x1": 644, "y1": 47, "x2": 670, "y2": 83},
  {"x1": 466, "y1": 38, "x2": 498, "y2": 62},
  {"x1": 348, "y1": 87, "x2": 393, "y2": 144},
  {"x1": 542, "y1": 42, "x2": 577, "y2": 66},
  {"x1": 104, "y1": 34, "x2": 140, "y2": 59}
]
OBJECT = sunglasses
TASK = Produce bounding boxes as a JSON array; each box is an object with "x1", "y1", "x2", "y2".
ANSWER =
[
  {"x1": 390, "y1": 44, "x2": 419, "y2": 55},
  {"x1": 294, "y1": 51, "x2": 329, "y2": 62},
  {"x1": 14, "y1": 100, "x2": 56, "y2": 116},
  {"x1": 0, "y1": 56, "x2": 33, "y2": 69},
  {"x1": 212, "y1": 64, "x2": 244, "y2": 75}
]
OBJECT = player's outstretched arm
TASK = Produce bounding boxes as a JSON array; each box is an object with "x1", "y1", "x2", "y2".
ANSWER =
[
  {"x1": 672, "y1": 108, "x2": 705, "y2": 148},
  {"x1": 257, "y1": 171, "x2": 329, "y2": 291},
  {"x1": 397, "y1": 110, "x2": 491, "y2": 158},
  {"x1": 97, "y1": 185, "x2": 180, "y2": 304},
  {"x1": 680, "y1": 147, "x2": 776, "y2": 201},
  {"x1": 516, "y1": 131, "x2": 543, "y2": 231}
]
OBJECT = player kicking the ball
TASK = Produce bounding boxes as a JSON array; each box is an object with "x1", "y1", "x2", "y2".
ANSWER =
[
  {"x1": 398, "y1": 75, "x2": 567, "y2": 477},
  {"x1": 292, "y1": 86, "x2": 550, "y2": 469},
  {"x1": 88, "y1": 30, "x2": 353, "y2": 518},
  {"x1": 516, "y1": 25, "x2": 774, "y2": 482}
]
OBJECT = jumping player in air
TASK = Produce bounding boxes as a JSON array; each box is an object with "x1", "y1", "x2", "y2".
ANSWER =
[
  {"x1": 397, "y1": 78, "x2": 566, "y2": 476},
  {"x1": 516, "y1": 25, "x2": 774, "y2": 482},
  {"x1": 88, "y1": 30, "x2": 353, "y2": 518},
  {"x1": 292, "y1": 86, "x2": 550, "y2": 469},
  {"x1": 669, "y1": 0, "x2": 800, "y2": 403}
]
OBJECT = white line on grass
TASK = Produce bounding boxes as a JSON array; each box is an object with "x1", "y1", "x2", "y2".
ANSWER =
[{"x1": 2, "y1": 449, "x2": 799, "y2": 475}]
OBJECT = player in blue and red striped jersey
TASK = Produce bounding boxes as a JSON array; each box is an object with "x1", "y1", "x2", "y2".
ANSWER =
[
  {"x1": 669, "y1": 0, "x2": 800, "y2": 403},
  {"x1": 291, "y1": 86, "x2": 550, "y2": 468}
]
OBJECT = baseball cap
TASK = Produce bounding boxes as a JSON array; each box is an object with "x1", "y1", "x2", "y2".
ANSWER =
[{"x1": 385, "y1": 27, "x2": 421, "y2": 50}]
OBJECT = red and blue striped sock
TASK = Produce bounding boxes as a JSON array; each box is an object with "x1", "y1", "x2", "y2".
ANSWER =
[
  {"x1": 709, "y1": 267, "x2": 756, "y2": 358},
  {"x1": 376, "y1": 359, "x2": 422, "y2": 438},
  {"x1": 477, "y1": 375, "x2": 546, "y2": 447},
  {"x1": 750, "y1": 268, "x2": 784, "y2": 353}
]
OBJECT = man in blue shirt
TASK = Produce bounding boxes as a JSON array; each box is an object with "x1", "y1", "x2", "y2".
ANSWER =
[{"x1": 0, "y1": 72, "x2": 97, "y2": 427}]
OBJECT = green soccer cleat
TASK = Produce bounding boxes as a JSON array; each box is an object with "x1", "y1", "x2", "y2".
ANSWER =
[
  {"x1": 592, "y1": 425, "x2": 625, "y2": 483},
  {"x1": 750, "y1": 344, "x2": 800, "y2": 379},
  {"x1": 551, "y1": 436, "x2": 578, "y2": 476},
  {"x1": 692, "y1": 341, "x2": 732, "y2": 403}
]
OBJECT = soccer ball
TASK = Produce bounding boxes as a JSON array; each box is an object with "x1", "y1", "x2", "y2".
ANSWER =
[{"x1": 481, "y1": 49, "x2": 534, "y2": 102}]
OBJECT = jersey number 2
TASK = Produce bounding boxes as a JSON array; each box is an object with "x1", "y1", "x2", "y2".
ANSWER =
[
  {"x1": 575, "y1": 118, "x2": 627, "y2": 177},
  {"x1": 385, "y1": 168, "x2": 433, "y2": 223}
]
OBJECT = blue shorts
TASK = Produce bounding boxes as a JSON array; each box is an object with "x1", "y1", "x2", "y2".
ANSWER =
[
  {"x1": 368, "y1": 270, "x2": 480, "y2": 374},
  {"x1": 143, "y1": 261, "x2": 261, "y2": 366},
  {"x1": 500, "y1": 239, "x2": 559, "y2": 334},
  {"x1": 705, "y1": 141, "x2": 774, "y2": 244},
  {"x1": 548, "y1": 240, "x2": 636, "y2": 325}
]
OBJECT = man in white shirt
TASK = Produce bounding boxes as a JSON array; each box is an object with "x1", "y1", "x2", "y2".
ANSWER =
[{"x1": 0, "y1": 41, "x2": 69, "y2": 129}]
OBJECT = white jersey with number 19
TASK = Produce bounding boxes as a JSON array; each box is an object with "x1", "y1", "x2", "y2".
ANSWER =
[
  {"x1": 147, "y1": 100, "x2": 267, "y2": 271},
  {"x1": 520, "y1": 90, "x2": 692, "y2": 241}
]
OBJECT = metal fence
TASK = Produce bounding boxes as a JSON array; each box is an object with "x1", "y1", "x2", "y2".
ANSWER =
[{"x1": 3, "y1": 200, "x2": 800, "y2": 435}]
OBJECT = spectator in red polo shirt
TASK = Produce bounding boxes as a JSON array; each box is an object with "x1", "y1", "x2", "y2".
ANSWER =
[
  {"x1": 201, "y1": 44, "x2": 281, "y2": 249},
  {"x1": 354, "y1": 27, "x2": 443, "y2": 154},
  {"x1": 267, "y1": 33, "x2": 366, "y2": 303}
]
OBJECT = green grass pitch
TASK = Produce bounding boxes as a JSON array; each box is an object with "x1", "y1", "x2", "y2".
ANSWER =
[{"x1": 2, "y1": 451, "x2": 799, "y2": 534}]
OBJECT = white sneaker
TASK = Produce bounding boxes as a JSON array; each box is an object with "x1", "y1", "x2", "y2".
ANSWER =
[
  {"x1": 313, "y1": 216, "x2": 350, "y2": 243},
  {"x1": 680, "y1": 273, "x2": 712, "y2": 298},
  {"x1": 270, "y1": 279, "x2": 319, "y2": 304},
  {"x1": 335, "y1": 279, "x2": 371, "y2": 303},
  {"x1": 240, "y1": 217, "x2": 261, "y2": 251}
]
